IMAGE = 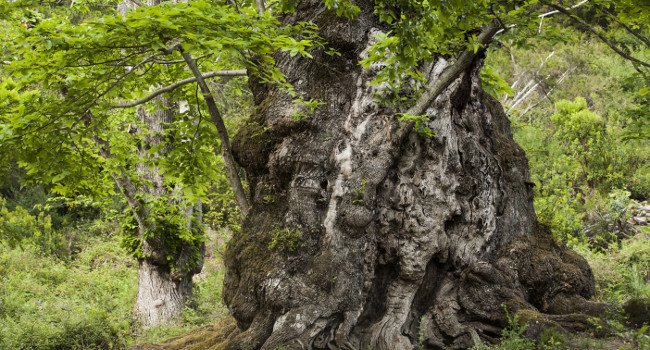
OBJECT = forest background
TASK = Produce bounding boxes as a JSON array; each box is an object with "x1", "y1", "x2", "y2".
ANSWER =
[{"x1": 0, "y1": 0, "x2": 648, "y2": 349}]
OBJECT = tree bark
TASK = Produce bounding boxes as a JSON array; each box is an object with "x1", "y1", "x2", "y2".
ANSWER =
[
  {"x1": 135, "y1": 258, "x2": 194, "y2": 327},
  {"x1": 141, "y1": 0, "x2": 604, "y2": 348}
]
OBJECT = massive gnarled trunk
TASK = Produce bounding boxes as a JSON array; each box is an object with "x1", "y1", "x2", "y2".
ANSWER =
[
  {"x1": 142, "y1": 1, "x2": 602, "y2": 348},
  {"x1": 224, "y1": 5, "x2": 601, "y2": 350}
]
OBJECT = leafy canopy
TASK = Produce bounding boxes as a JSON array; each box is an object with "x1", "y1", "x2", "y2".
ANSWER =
[{"x1": 1, "y1": 0, "x2": 317, "y2": 200}]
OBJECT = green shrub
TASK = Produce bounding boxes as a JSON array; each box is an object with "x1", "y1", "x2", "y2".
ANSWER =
[
  {"x1": 471, "y1": 311, "x2": 536, "y2": 350},
  {"x1": 0, "y1": 237, "x2": 137, "y2": 349},
  {"x1": 577, "y1": 226, "x2": 650, "y2": 303}
]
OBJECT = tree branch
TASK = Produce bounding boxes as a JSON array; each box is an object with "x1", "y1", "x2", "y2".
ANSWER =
[
  {"x1": 112, "y1": 69, "x2": 247, "y2": 108},
  {"x1": 497, "y1": 0, "x2": 589, "y2": 36},
  {"x1": 538, "y1": 0, "x2": 588, "y2": 19},
  {"x1": 178, "y1": 46, "x2": 251, "y2": 217},
  {"x1": 153, "y1": 54, "x2": 211, "y2": 65},
  {"x1": 406, "y1": 20, "x2": 501, "y2": 117},
  {"x1": 94, "y1": 135, "x2": 148, "y2": 231},
  {"x1": 594, "y1": 4, "x2": 650, "y2": 47},
  {"x1": 391, "y1": 20, "x2": 500, "y2": 146},
  {"x1": 540, "y1": 0, "x2": 650, "y2": 68}
]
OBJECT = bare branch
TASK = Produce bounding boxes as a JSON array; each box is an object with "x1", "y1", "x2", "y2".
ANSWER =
[
  {"x1": 178, "y1": 46, "x2": 251, "y2": 217},
  {"x1": 507, "y1": 51, "x2": 555, "y2": 109},
  {"x1": 541, "y1": 0, "x2": 650, "y2": 68},
  {"x1": 407, "y1": 20, "x2": 501, "y2": 117},
  {"x1": 538, "y1": 0, "x2": 588, "y2": 19},
  {"x1": 518, "y1": 67, "x2": 575, "y2": 120},
  {"x1": 112, "y1": 69, "x2": 247, "y2": 108}
]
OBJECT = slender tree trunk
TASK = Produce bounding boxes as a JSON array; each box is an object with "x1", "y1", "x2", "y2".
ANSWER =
[
  {"x1": 110, "y1": 159, "x2": 203, "y2": 328},
  {"x1": 137, "y1": 0, "x2": 604, "y2": 348},
  {"x1": 100, "y1": 104, "x2": 202, "y2": 328},
  {"x1": 128, "y1": 103, "x2": 204, "y2": 328},
  {"x1": 180, "y1": 48, "x2": 250, "y2": 217},
  {"x1": 112, "y1": 0, "x2": 205, "y2": 328}
]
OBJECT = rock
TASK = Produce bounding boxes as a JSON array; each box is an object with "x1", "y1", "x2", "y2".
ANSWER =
[
  {"x1": 623, "y1": 297, "x2": 650, "y2": 327},
  {"x1": 632, "y1": 216, "x2": 648, "y2": 225}
]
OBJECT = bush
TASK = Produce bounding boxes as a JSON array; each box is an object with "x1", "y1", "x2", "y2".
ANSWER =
[
  {"x1": 470, "y1": 311, "x2": 536, "y2": 350},
  {"x1": 579, "y1": 227, "x2": 650, "y2": 303},
  {"x1": 0, "y1": 237, "x2": 137, "y2": 349},
  {"x1": 582, "y1": 189, "x2": 637, "y2": 249}
]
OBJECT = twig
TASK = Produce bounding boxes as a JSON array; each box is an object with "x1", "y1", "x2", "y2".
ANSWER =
[
  {"x1": 541, "y1": 0, "x2": 650, "y2": 68},
  {"x1": 112, "y1": 70, "x2": 247, "y2": 108}
]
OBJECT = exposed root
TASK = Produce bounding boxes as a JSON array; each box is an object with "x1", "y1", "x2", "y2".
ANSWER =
[{"x1": 132, "y1": 318, "x2": 238, "y2": 350}]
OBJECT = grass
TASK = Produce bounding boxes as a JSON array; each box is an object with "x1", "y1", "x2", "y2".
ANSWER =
[
  {"x1": 0, "y1": 233, "x2": 228, "y2": 349},
  {"x1": 0, "y1": 212, "x2": 647, "y2": 350}
]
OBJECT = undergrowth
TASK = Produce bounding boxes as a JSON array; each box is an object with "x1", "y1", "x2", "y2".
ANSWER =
[{"x1": 0, "y1": 233, "x2": 228, "y2": 349}]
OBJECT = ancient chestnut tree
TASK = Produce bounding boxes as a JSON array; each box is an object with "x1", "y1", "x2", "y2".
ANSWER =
[
  {"x1": 2, "y1": 0, "x2": 648, "y2": 346},
  {"x1": 206, "y1": 0, "x2": 645, "y2": 349}
]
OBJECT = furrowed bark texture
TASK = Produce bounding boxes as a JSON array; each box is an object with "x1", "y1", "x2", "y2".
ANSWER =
[{"x1": 147, "y1": 1, "x2": 602, "y2": 348}]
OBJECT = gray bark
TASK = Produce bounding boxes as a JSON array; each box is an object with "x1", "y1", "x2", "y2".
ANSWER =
[
  {"x1": 138, "y1": 0, "x2": 603, "y2": 348},
  {"x1": 135, "y1": 259, "x2": 193, "y2": 327}
]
